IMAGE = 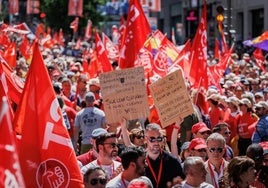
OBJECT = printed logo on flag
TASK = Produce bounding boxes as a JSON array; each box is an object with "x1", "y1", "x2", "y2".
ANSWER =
[{"x1": 36, "y1": 159, "x2": 70, "y2": 188}]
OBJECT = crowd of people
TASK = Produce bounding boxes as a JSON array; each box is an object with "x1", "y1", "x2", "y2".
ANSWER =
[{"x1": 5, "y1": 25, "x2": 268, "y2": 187}]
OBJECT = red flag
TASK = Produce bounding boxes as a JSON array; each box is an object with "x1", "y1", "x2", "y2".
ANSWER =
[
  {"x1": 0, "y1": 97, "x2": 25, "y2": 187},
  {"x1": 70, "y1": 17, "x2": 79, "y2": 33},
  {"x1": 0, "y1": 57, "x2": 24, "y2": 106},
  {"x1": 68, "y1": 0, "x2": 83, "y2": 17},
  {"x1": 13, "y1": 42, "x2": 83, "y2": 187},
  {"x1": 253, "y1": 48, "x2": 265, "y2": 72},
  {"x1": 85, "y1": 19, "x2": 92, "y2": 40},
  {"x1": 3, "y1": 42, "x2": 17, "y2": 69},
  {"x1": 134, "y1": 47, "x2": 153, "y2": 76},
  {"x1": 214, "y1": 39, "x2": 220, "y2": 60},
  {"x1": 118, "y1": 16, "x2": 126, "y2": 50},
  {"x1": 119, "y1": 0, "x2": 152, "y2": 69},
  {"x1": 9, "y1": 0, "x2": 19, "y2": 14},
  {"x1": 87, "y1": 50, "x2": 101, "y2": 78},
  {"x1": 102, "y1": 32, "x2": 119, "y2": 61},
  {"x1": 19, "y1": 35, "x2": 32, "y2": 61},
  {"x1": 95, "y1": 32, "x2": 113, "y2": 72},
  {"x1": 189, "y1": 1, "x2": 208, "y2": 89}
]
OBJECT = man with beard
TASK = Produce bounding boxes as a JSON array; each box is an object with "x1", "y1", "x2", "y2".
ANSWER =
[
  {"x1": 81, "y1": 132, "x2": 122, "y2": 180},
  {"x1": 252, "y1": 101, "x2": 268, "y2": 143},
  {"x1": 106, "y1": 146, "x2": 146, "y2": 187},
  {"x1": 144, "y1": 123, "x2": 185, "y2": 188}
]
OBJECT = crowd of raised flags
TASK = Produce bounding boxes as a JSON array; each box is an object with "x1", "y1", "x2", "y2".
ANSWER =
[{"x1": 1, "y1": 0, "x2": 268, "y2": 187}]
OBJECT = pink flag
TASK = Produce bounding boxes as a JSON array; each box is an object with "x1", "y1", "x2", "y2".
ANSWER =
[
  {"x1": 0, "y1": 97, "x2": 25, "y2": 187},
  {"x1": 68, "y1": 0, "x2": 83, "y2": 17},
  {"x1": 119, "y1": 0, "x2": 151, "y2": 69},
  {"x1": 9, "y1": 0, "x2": 19, "y2": 14},
  {"x1": 13, "y1": 42, "x2": 83, "y2": 187},
  {"x1": 85, "y1": 19, "x2": 92, "y2": 40},
  {"x1": 102, "y1": 32, "x2": 119, "y2": 61}
]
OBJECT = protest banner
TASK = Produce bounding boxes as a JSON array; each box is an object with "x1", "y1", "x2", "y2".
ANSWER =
[
  {"x1": 99, "y1": 66, "x2": 149, "y2": 123},
  {"x1": 149, "y1": 69, "x2": 194, "y2": 128}
]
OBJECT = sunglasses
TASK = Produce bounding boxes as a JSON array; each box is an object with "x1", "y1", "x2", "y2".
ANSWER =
[
  {"x1": 255, "y1": 107, "x2": 263, "y2": 111},
  {"x1": 135, "y1": 135, "x2": 144, "y2": 139},
  {"x1": 209, "y1": 147, "x2": 224, "y2": 153},
  {"x1": 103, "y1": 143, "x2": 117, "y2": 148},
  {"x1": 200, "y1": 131, "x2": 211, "y2": 135},
  {"x1": 224, "y1": 131, "x2": 231, "y2": 135},
  {"x1": 196, "y1": 148, "x2": 207, "y2": 153},
  {"x1": 90, "y1": 178, "x2": 107, "y2": 186},
  {"x1": 147, "y1": 136, "x2": 163, "y2": 143}
]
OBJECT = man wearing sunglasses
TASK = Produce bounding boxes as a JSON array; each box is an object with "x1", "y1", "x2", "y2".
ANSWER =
[
  {"x1": 106, "y1": 146, "x2": 146, "y2": 188},
  {"x1": 144, "y1": 123, "x2": 185, "y2": 188},
  {"x1": 83, "y1": 167, "x2": 108, "y2": 188},
  {"x1": 252, "y1": 101, "x2": 268, "y2": 143},
  {"x1": 205, "y1": 133, "x2": 229, "y2": 188},
  {"x1": 81, "y1": 133, "x2": 122, "y2": 180},
  {"x1": 188, "y1": 138, "x2": 208, "y2": 161}
]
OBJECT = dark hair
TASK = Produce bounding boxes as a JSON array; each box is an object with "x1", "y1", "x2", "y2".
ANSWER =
[
  {"x1": 95, "y1": 132, "x2": 117, "y2": 153},
  {"x1": 83, "y1": 166, "x2": 107, "y2": 183},
  {"x1": 209, "y1": 99, "x2": 219, "y2": 106},
  {"x1": 225, "y1": 156, "x2": 255, "y2": 186},
  {"x1": 119, "y1": 146, "x2": 146, "y2": 170},
  {"x1": 212, "y1": 122, "x2": 229, "y2": 133}
]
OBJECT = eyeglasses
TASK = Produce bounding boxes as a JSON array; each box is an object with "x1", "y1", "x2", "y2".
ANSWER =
[
  {"x1": 135, "y1": 135, "x2": 144, "y2": 139},
  {"x1": 103, "y1": 143, "x2": 118, "y2": 148},
  {"x1": 147, "y1": 136, "x2": 163, "y2": 143},
  {"x1": 224, "y1": 131, "x2": 231, "y2": 135},
  {"x1": 90, "y1": 178, "x2": 107, "y2": 186},
  {"x1": 208, "y1": 147, "x2": 224, "y2": 153},
  {"x1": 255, "y1": 107, "x2": 263, "y2": 111},
  {"x1": 196, "y1": 148, "x2": 207, "y2": 153},
  {"x1": 200, "y1": 131, "x2": 211, "y2": 135}
]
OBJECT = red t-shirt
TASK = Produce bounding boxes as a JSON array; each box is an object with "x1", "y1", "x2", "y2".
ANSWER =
[
  {"x1": 209, "y1": 107, "x2": 224, "y2": 129},
  {"x1": 237, "y1": 112, "x2": 258, "y2": 139}
]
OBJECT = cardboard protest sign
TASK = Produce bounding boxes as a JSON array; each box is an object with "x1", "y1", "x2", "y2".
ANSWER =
[
  {"x1": 99, "y1": 66, "x2": 149, "y2": 123},
  {"x1": 149, "y1": 69, "x2": 194, "y2": 128}
]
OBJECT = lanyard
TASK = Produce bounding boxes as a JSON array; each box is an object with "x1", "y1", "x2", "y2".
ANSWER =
[
  {"x1": 208, "y1": 160, "x2": 224, "y2": 188},
  {"x1": 146, "y1": 156, "x2": 163, "y2": 188},
  {"x1": 120, "y1": 174, "x2": 128, "y2": 188}
]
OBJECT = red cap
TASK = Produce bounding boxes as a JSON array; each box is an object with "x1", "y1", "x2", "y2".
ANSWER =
[
  {"x1": 191, "y1": 122, "x2": 211, "y2": 134},
  {"x1": 189, "y1": 138, "x2": 207, "y2": 150}
]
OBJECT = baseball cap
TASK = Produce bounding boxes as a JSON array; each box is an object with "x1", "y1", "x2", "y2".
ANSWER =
[
  {"x1": 255, "y1": 92, "x2": 264, "y2": 98},
  {"x1": 255, "y1": 101, "x2": 268, "y2": 110},
  {"x1": 189, "y1": 138, "x2": 207, "y2": 150},
  {"x1": 225, "y1": 96, "x2": 240, "y2": 107},
  {"x1": 191, "y1": 122, "x2": 211, "y2": 134},
  {"x1": 89, "y1": 77, "x2": 100, "y2": 88},
  {"x1": 181, "y1": 141, "x2": 190, "y2": 151},
  {"x1": 239, "y1": 98, "x2": 252, "y2": 108},
  {"x1": 85, "y1": 92, "x2": 96, "y2": 102},
  {"x1": 92, "y1": 128, "x2": 108, "y2": 139}
]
